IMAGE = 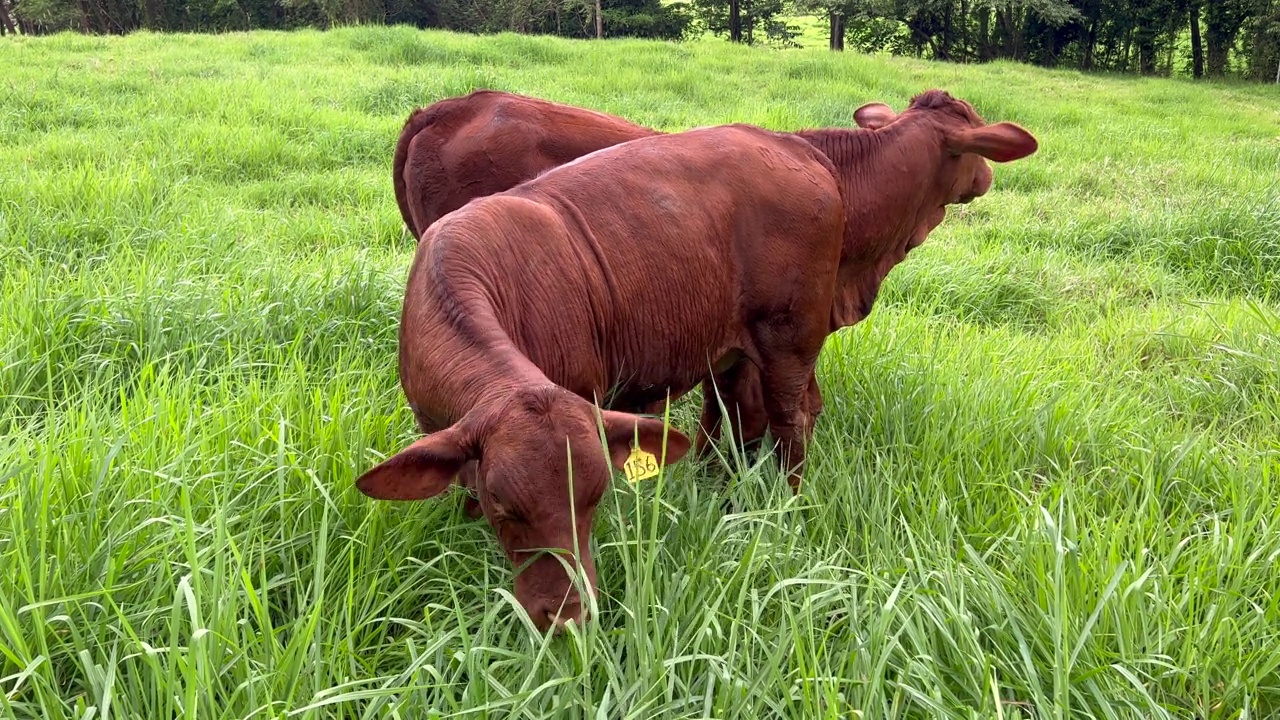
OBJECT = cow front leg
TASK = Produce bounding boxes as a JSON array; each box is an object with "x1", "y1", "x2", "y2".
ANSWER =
[
  {"x1": 755, "y1": 349, "x2": 821, "y2": 492},
  {"x1": 804, "y1": 372, "x2": 824, "y2": 425},
  {"x1": 696, "y1": 363, "x2": 769, "y2": 460},
  {"x1": 731, "y1": 362, "x2": 770, "y2": 454},
  {"x1": 694, "y1": 380, "x2": 724, "y2": 458}
]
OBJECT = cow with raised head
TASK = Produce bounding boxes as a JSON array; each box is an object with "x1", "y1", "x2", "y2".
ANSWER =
[{"x1": 696, "y1": 90, "x2": 1039, "y2": 459}]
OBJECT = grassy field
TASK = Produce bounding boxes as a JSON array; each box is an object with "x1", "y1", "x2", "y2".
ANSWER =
[{"x1": 2, "y1": 24, "x2": 1280, "y2": 719}]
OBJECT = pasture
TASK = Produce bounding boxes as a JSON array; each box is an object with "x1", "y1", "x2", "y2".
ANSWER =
[{"x1": 2, "y1": 25, "x2": 1279, "y2": 719}]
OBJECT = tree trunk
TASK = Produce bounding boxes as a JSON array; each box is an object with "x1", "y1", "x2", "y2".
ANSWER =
[
  {"x1": 1208, "y1": 38, "x2": 1228, "y2": 74},
  {"x1": 1189, "y1": 2, "x2": 1204, "y2": 78},
  {"x1": 594, "y1": 0, "x2": 602, "y2": 38},
  {"x1": 996, "y1": 7, "x2": 1025, "y2": 60},
  {"x1": 0, "y1": 0, "x2": 15, "y2": 35},
  {"x1": 729, "y1": 0, "x2": 741, "y2": 42},
  {"x1": 938, "y1": 0, "x2": 952, "y2": 60},
  {"x1": 1012, "y1": 7, "x2": 1026, "y2": 60},
  {"x1": 1205, "y1": 3, "x2": 1251, "y2": 78},
  {"x1": 977, "y1": 7, "x2": 990, "y2": 60},
  {"x1": 1139, "y1": 40, "x2": 1155, "y2": 75},
  {"x1": 829, "y1": 10, "x2": 844, "y2": 51},
  {"x1": 1251, "y1": 2, "x2": 1279, "y2": 82},
  {"x1": 1082, "y1": 14, "x2": 1098, "y2": 70},
  {"x1": 996, "y1": 7, "x2": 1011, "y2": 57},
  {"x1": 77, "y1": 0, "x2": 93, "y2": 32}
]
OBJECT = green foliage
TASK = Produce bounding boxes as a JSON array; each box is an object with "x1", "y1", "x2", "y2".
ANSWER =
[
  {"x1": 3, "y1": 0, "x2": 1277, "y2": 83},
  {"x1": 809, "y1": 0, "x2": 1277, "y2": 80},
  {"x1": 2, "y1": 26, "x2": 1280, "y2": 719},
  {"x1": 3, "y1": 0, "x2": 689, "y2": 38},
  {"x1": 691, "y1": 0, "x2": 787, "y2": 43},
  {"x1": 603, "y1": 0, "x2": 696, "y2": 39}
]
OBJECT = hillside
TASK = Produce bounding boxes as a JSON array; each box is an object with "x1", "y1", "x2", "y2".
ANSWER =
[{"x1": 2, "y1": 26, "x2": 1279, "y2": 718}]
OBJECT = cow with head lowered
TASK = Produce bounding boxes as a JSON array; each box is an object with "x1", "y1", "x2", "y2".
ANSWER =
[
  {"x1": 390, "y1": 89, "x2": 1037, "y2": 466},
  {"x1": 356, "y1": 89, "x2": 1037, "y2": 631},
  {"x1": 357, "y1": 122, "x2": 848, "y2": 632}
]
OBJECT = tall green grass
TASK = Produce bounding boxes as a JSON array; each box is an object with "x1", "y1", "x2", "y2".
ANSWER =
[{"x1": 2, "y1": 25, "x2": 1279, "y2": 719}]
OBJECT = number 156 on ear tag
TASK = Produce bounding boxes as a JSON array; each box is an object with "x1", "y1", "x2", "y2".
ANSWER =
[{"x1": 623, "y1": 446, "x2": 660, "y2": 483}]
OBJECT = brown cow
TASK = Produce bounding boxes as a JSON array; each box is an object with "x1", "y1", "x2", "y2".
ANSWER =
[
  {"x1": 357, "y1": 89, "x2": 1038, "y2": 629},
  {"x1": 357, "y1": 123, "x2": 850, "y2": 632},
  {"x1": 392, "y1": 89, "x2": 658, "y2": 240},
  {"x1": 392, "y1": 91, "x2": 683, "y2": 525},
  {"x1": 697, "y1": 90, "x2": 1039, "y2": 459}
]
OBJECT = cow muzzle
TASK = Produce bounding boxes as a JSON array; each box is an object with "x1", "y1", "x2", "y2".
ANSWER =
[{"x1": 515, "y1": 551, "x2": 596, "y2": 633}]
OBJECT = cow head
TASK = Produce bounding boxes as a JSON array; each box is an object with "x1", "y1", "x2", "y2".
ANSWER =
[
  {"x1": 353, "y1": 385, "x2": 691, "y2": 633},
  {"x1": 852, "y1": 89, "x2": 1038, "y2": 252}
]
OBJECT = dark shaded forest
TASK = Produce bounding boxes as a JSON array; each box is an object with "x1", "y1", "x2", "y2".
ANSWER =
[
  {"x1": 1, "y1": 0, "x2": 1277, "y2": 82},
  {"x1": 805, "y1": 0, "x2": 1280, "y2": 81}
]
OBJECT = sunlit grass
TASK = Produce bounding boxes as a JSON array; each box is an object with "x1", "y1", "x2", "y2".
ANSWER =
[{"x1": 1, "y1": 24, "x2": 1279, "y2": 719}]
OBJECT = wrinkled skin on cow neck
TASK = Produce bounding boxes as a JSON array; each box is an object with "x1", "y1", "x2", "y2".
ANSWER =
[
  {"x1": 695, "y1": 91, "x2": 1036, "y2": 458},
  {"x1": 795, "y1": 123, "x2": 951, "y2": 330}
]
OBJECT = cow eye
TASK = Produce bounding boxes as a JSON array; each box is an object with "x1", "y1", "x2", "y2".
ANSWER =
[
  {"x1": 487, "y1": 491, "x2": 526, "y2": 524},
  {"x1": 486, "y1": 491, "x2": 508, "y2": 516}
]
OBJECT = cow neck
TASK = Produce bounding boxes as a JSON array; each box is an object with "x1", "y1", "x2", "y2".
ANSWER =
[
  {"x1": 795, "y1": 119, "x2": 940, "y2": 259},
  {"x1": 453, "y1": 350, "x2": 555, "y2": 413},
  {"x1": 421, "y1": 266, "x2": 562, "y2": 420},
  {"x1": 795, "y1": 119, "x2": 945, "y2": 329}
]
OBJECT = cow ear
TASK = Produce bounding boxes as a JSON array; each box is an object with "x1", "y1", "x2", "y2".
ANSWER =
[
  {"x1": 853, "y1": 102, "x2": 897, "y2": 130},
  {"x1": 946, "y1": 122, "x2": 1038, "y2": 162},
  {"x1": 355, "y1": 426, "x2": 479, "y2": 501},
  {"x1": 598, "y1": 410, "x2": 692, "y2": 471}
]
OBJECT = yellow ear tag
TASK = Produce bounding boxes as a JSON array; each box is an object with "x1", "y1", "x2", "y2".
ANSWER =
[{"x1": 622, "y1": 445, "x2": 660, "y2": 483}]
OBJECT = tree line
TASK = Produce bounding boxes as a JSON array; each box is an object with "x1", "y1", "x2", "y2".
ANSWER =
[
  {"x1": 801, "y1": 0, "x2": 1280, "y2": 82},
  {"x1": 2, "y1": 0, "x2": 1277, "y2": 83}
]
